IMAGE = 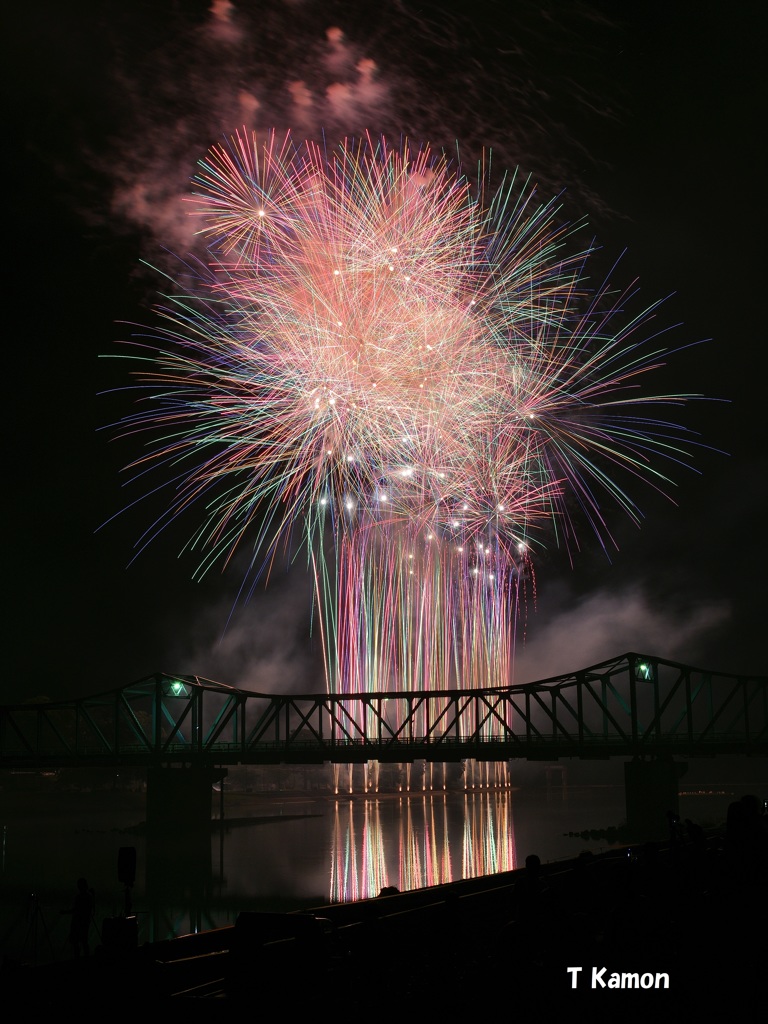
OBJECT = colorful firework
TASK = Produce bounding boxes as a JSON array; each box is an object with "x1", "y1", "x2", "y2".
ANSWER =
[{"x1": 114, "y1": 130, "x2": 700, "y2": 700}]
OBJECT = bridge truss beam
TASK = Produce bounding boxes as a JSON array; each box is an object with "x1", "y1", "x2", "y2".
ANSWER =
[{"x1": 2, "y1": 653, "x2": 766, "y2": 769}]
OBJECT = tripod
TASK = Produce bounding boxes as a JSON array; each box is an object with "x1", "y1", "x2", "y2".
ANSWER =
[{"x1": 21, "y1": 892, "x2": 55, "y2": 963}]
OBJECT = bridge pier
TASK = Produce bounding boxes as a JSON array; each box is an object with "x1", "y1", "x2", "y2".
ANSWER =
[
  {"x1": 146, "y1": 766, "x2": 227, "y2": 834},
  {"x1": 624, "y1": 758, "x2": 687, "y2": 840},
  {"x1": 143, "y1": 767, "x2": 226, "y2": 944}
]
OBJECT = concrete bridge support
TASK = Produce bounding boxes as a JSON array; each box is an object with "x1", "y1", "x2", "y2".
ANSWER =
[
  {"x1": 624, "y1": 757, "x2": 687, "y2": 840},
  {"x1": 144, "y1": 767, "x2": 227, "y2": 944},
  {"x1": 146, "y1": 766, "x2": 227, "y2": 835}
]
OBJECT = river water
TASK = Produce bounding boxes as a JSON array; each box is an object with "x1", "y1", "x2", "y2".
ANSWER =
[{"x1": 1, "y1": 757, "x2": 764, "y2": 962}]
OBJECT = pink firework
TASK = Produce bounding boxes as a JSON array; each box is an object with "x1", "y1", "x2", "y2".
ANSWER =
[{"x1": 116, "y1": 130, "x2": 701, "y2": 703}]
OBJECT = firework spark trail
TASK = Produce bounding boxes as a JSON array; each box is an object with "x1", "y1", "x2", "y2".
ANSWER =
[{"x1": 116, "y1": 130, "x2": 702, "y2": 708}]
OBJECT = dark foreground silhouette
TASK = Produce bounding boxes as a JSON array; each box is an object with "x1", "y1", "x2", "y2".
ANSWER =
[{"x1": 2, "y1": 805, "x2": 766, "y2": 1012}]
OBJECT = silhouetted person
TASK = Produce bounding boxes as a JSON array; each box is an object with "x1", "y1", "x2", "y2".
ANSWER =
[
  {"x1": 667, "y1": 810, "x2": 682, "y2": 843},
  {"x1": 513, "y1": 854, "x2": 550, "y2": 925},
  {"x1": 67, "y1": 878, "x2": 95, "y2": 958},
  {"x1": 725, "y1": 799, "x2": 755, "y2": 885},
  {"x1": 498, "y1": 853, "x2": 554, "y2": 968},
  {"x1": 732, "y1": 794, "x2": 768, "y2": 882},
  {"x1": 685, "y1": 818, "x2": 705, "y2": 845}
]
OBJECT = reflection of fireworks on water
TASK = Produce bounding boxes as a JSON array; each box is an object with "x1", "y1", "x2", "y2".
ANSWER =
[
  {"x1": 116, "y1": 130, "x2": 700, "y2": 697},
  {"x1": 329, "y1": 790, "x2": 517, "y2": 902}
]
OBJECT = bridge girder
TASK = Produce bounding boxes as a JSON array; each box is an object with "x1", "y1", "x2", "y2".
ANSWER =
[{"x1": 2, "y1": 653, "x2": 766, "y2": 769}]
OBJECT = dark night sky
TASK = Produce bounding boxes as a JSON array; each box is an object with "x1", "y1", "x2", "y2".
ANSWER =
[{"x1": 4, "y1": 0, "x2": 766, "y2": 703}]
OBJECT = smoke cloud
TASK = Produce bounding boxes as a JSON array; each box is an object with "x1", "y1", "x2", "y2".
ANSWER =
[
  {"x1": 164, "y1": 563, "x2": 324, "y2": 694},
  {"x1": 84, "y1": 1, "x2": 621, "y2": 264},
  {"x1": 514, "y1": 581, "x2": 731, "y2": 683}
]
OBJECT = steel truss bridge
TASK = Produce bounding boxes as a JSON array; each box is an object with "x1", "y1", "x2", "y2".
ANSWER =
[{"x1": 1, "y1": 653, "x2": 766, "y2": 770}]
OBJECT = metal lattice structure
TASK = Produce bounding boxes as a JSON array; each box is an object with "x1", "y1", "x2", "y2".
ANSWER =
[{"x1": 1, "y1": 653, "x2": 766, "y2": 769}]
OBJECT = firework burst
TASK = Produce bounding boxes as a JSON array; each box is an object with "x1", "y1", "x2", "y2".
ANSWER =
[{"x1": 114, "y1": 129, "x2": 701, "y2": 698}]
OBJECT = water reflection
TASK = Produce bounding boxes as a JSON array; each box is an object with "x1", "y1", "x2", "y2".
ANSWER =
[
  {"x1": 0, "y1": 775, "x2": 645, "y2": 957},
  {"x1": 329, "y1": 791, "x2": 517, "y2": 902}
]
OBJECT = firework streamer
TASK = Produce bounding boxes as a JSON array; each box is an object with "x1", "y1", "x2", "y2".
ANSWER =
[{"x1": 113, "y1": 130, "x2": 702, "y2": 728}]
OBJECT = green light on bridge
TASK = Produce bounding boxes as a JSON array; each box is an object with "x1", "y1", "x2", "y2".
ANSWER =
[{"x1": 635, "y1": 661, "x2": 656, "y2": 682}]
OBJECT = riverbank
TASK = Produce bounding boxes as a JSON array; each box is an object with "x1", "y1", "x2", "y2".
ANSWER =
[{"x1": 2, "y1": 825, "x2": 765, "y2": 1013}]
